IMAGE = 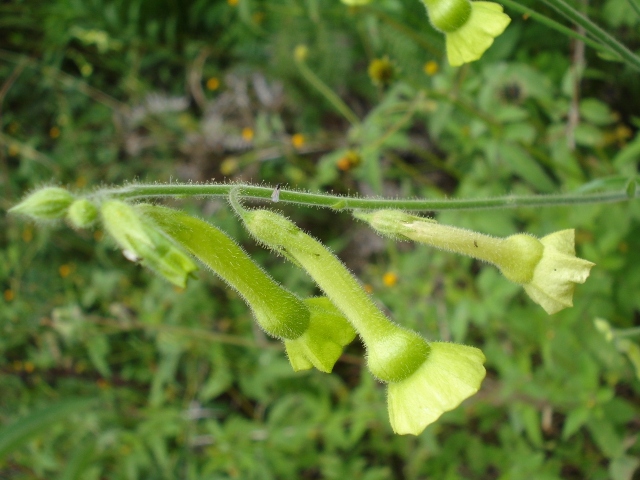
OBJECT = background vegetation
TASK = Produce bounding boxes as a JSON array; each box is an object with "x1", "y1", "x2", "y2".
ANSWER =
[{"x1": 1, "y1": 0, "x2": 639, "y2": 478}]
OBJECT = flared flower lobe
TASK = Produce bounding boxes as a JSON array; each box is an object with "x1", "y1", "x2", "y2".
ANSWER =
[
  {"x1": 388, "y1": 342, "x2": 486, "y2": 435},
  {"x1": 446, "y1": 2, "x2": 511, "y2": 66},
  {"x1": 522, "y1": 229, "x2": 595, "y2": 315},
  {"x1": 284, "y1": 297, "x2": 356, "y2": 373}
]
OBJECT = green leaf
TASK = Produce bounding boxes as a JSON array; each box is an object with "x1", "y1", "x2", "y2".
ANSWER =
[
  {"x1": 580, "y1": 98, "x2": 614, "y2": 126},
  {"x1": 562, "y1": 407, "x2": 591, "y2": 440},
  {"x1": 0, "y1": 398, "x2": 95, "y2": 459},
  {"x1": 609, "y1": 455, "x2": 640, "y2": 480},
  {"x1": 56, "y1": 437, "x2": 96, "y2": 480}
]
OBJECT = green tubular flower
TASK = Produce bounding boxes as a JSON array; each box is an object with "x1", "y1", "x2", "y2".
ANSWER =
[
  {"x1": 388, "y1": 342, "x2": 485, "y2": 435},
  {"x1": 9, "y1": 187, "x2": 74, "y2": 220},
  {"x1": 140, "y1": 204, "x2": 356, "y2": 372},
  {"x1": 231, "y1": 196, "x2": 486, "y2": 433},
  {"x1": 420, "y1": 0, "x2": 511, "y2": 66},
  {"x1": 356, "y1": 210, "x2": 595, "y2": 315},
  {"x1": 101, "y1": 200, "x2": 198, "y2": 288},
  {"x1": 230, "y1": 196, "x2": 429, "y2": 383}
]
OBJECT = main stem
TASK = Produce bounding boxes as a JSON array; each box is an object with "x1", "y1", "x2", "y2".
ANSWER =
[{"x1": 91, "y1": 183, "x2": 639, "y2": 212}]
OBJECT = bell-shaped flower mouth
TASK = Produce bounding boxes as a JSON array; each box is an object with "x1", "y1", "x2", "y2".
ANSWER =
[
  {"x1": 387, "y1": 342, "x2": 486, "y2": 435},
  {"x1": 522, "y1": 229, "x2": 595, "y2": 315},
  {"x1": 445, "y1": 2, "x2": 511, "y2": 66}
]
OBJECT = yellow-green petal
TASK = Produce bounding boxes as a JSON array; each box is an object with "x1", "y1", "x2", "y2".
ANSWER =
[
  {"x1": 446, "y1": 2, "x2": 511, "y2": 67},
  {"x1": 387, "y1": 342, "x2": 486, "y2": 435},
  {"x1": 284, "y1": 297, "x2": 356, "y2": 373},
  {"x1": 522, "y1": 230, "x2": 595, "y2": 314}
]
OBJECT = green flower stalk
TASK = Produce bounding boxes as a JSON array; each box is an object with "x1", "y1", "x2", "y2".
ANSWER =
[
  {"x1": 231, "y1": 191, "x2": 486, "y2": 434},
  {"x1": 138, "y1": 205, "x2": 355, "y2": 372},
  {"x1": 356, "y1": 210, "x2": 595, "y2": 315},
  {"x1": 9, "y1": 187, "x2": 75, "y2": 221},
  {"x1": 420, "y1": 0, "x2": 511, "y2": 66},
  {"x1": 101, "y1": 200, "x2": 198, "y2": 289}
]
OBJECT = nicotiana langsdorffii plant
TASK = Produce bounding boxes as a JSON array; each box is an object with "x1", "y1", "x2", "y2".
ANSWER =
[
  {"x1": 7, "y1": 0, "x2": 640, "y2": 443},
  {"x1": 9, "y1": 180, "x2": 637, "y2": 435}
]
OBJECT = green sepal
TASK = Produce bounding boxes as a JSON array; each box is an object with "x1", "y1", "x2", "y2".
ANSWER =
[
  {"x1": 9, "y1": 187, "x2": 74, "y2": 220},
  {"x1": 67, "y1": 198, "x2": 98, "y2": 229},
  {"x1": 422, "y1": 0, "x2": 472, "y2": 33},
  {"x1": 284, "y1": 297, "x2": 357, "y2": 373}
]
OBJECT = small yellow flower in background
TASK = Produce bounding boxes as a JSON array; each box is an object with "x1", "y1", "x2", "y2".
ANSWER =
[
  {"x1": 8, "y1": 144, "x2": 20, "y2": 157},
  {"x1": 291, "y1": 133, "x2": 305, "y2": 149},
  {"x1": 220, "y1": 157, "x2": 239, "y2": 175},
  {"x1": 24, "y1": 361, "x2": 35, "y2": 373},
  {"x1": 241, "y1": 127, "x2": 254, "y2": 142},
  {"x1": 383, "y1": 272, "x2": 398, "y2": 287},
  {"x1": 97, "y1": 378, "x2": 110, "y2": 389},
  {"x1": 50, "y1": 126, "x2": 61, "y2": 139},
  {"x1": 227, "y1": 0, "x2": 238, "y2": 6},
  {"x1": 22, "y1": 227, "x2": 33, "y2": 243},
  {"x1": 4, "y1": 289, "x2": 14, "y2": 302},
  {"x1": 294, "y1": 44, "x2": 309, "y2": 62},
  {"x1": 59, "y1": 264, "x2": 73, "y2": 278},
  {"x1": 206, "y1": 77, "x2": 220, "y2": 91},
  {"x1": 337, "y1": 150, "x2": 362, "y2": 171},
  {"x1": 337, "y1": 157, "x2": 351, "y2": 171},
  {"x1": 252, "y1": 12, "x2": 265, "y2": 24},
  {"x1": 424, "y1": 60, "x2": 439, "y2": 76},
  {"x1": 368, "y1": 56, "x2": 395, "y2": 86}
]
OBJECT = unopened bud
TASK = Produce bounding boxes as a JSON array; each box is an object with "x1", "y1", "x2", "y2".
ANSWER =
[
  {"x1": 9, "y1": 187, "x2": 74, "y2": 220},
  {"x1": 101, "y1": 201, "x2": 197, "y2": 288}
]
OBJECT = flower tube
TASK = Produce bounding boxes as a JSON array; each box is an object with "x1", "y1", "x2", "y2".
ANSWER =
[
  {"x1": 230, "y1": 190, "x2": 486, "y2": 434},
  {"x1": 356, "y1": 210, "x2": 595, "y2": 315}
]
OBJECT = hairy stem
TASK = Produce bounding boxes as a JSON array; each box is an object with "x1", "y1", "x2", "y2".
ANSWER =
[{"x1": 91, "y1": 182, "x2": 639, "y2": 211}]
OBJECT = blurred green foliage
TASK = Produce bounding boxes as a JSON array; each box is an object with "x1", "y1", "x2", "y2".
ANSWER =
[{"x1": 1, "y1": 0, "x2": 640, "y2": 478}]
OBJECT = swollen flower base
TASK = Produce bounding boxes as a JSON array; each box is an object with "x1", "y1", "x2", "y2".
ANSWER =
[
  {"x1": 420, "y1": 0, "x2": 511, "y2": 66},
  {"x1": 356, "y1": 210, "x2": 595, "y2": 314}
]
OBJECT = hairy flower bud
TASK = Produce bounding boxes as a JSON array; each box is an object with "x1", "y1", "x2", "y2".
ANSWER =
[{"x1": 10, "y1": 187, "x2": 74, "y2": 221}]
